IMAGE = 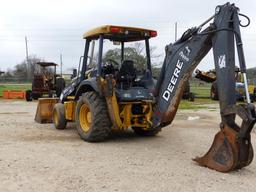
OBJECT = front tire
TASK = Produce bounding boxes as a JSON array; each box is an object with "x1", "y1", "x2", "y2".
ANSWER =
[
  {"x1": 75, "y1": 92, "x2": 111, "y2": 142},
  {"x1": 53, "y1": 103, "x2": 67, "y2": 130},
  {"x1": 25, "y1": 90, "x2": 32, "y2": 102}
]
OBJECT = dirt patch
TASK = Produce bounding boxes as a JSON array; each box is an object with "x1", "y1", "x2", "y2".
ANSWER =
[{"x1": 0, "y1": 100, "x2": 256, "y2": 192}]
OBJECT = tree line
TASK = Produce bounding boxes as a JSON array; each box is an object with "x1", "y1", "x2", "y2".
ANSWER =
[
  {"x1": 1, "y1": 55, "x2": 44, "y2": 82},
  {"x1": 0, "y1": 43, "x2": 164, "y2": 82}
]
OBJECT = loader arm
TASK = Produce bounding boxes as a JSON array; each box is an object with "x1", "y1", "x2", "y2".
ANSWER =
[{"x1": 153, "y1": 2, "x2": 256, "y2": 172}]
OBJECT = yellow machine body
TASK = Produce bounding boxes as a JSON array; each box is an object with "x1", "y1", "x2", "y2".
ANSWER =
[
  {"x1": 62, "y1": 93, "x2": 153, "y2": 130},
  {"x1": 248, "y1": 85, "x2": 255, "y2": 94},
  {"x1": 64, "y1": 101, "x2": 76, "y2": 121},
  {"x1": 105, "y1": 93, "x2": 153, "y2": 130}
]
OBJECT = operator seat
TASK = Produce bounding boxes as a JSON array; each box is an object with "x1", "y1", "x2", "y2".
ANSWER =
[
  {"x1": 118, "y1": 60, "x2": 136, "y2": 89},
  {"x1": 116, "y1": 60, "x2": 154, "y2": 101}
]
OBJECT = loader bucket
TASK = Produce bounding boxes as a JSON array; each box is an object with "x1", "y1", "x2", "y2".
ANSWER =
[
  {"x1": 193, "y1": 125, "x2": 253, "y2": 172},
  {"x1": 35, "y1": 98, "x2": 59, "y2": 124}
]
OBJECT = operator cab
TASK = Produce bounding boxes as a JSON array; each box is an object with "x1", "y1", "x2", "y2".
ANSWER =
[{"x1": 81, "y1": 25, "x2": 157, "y2": 102}]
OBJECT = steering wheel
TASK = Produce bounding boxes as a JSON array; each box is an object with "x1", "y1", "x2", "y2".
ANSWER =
[
  {"x1": 104, "y1": 59, "x2": 119, "y2": 69},
  {"x1": 102, "y1": 59, "x2": 120, "y2": 76}
]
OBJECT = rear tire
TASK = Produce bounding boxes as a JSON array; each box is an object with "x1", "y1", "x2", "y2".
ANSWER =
[
  {"x1": 32, "y1": 93, "x2": 41, "y2": 100},
  {"x1": 48, "y1": 90, "x2": 53, "y2": 98},
  {"x1": 210, "y1": 81, "x2": 219, "y2": 100},
  {"x1": 132, "y1": 126, "x2": 161, "y2": 136},
  {"x1": 250, "y1": 94, "x2": 255, "y2": 103},
  {"x1": 25, "y1": 90, "x2": 32, "y2": 102},
  {"x1": 182, "y1": 81, "x2": 190, "y2": 100},
  {"x1": 75, "y1": 92, "x2": 111, "y2": 142},
  {"x1": 53, "y1": 103, "x2": 67, "y2": 130},
  {"x1": 189, "y1": 92, "x2": 195, "y2": 102},
  {"x1": 56, "y1": 78, "x2": 65, "y2": 97}
]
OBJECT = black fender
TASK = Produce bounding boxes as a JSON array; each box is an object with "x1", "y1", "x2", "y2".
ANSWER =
[{"x1": 74, "y1": 78, "x2": 99, "y2": 100}]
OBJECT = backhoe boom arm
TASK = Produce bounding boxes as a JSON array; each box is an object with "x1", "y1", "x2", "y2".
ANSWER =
[
  {"x1": 153, "y1": 26, "x2": 213, "y2": 127},
  {"x1": 153, "y1": 2, "x2": 256, "y2": 172}
]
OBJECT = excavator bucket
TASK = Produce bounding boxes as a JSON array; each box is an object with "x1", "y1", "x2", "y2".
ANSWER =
[
  {"x1": 35, "y1": 98, "x2": 59, "y2": 123},
  {"x1": 194, "y1": 125, "x2": 254, "y2": 172},
  {"x1": 194, "y1": 104, "x2": 256, "y2": 172}
]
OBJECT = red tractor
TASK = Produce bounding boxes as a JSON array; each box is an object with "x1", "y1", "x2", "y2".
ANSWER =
[{"x1": 26, "y1": 62, "x2": 65, "y2": 101}]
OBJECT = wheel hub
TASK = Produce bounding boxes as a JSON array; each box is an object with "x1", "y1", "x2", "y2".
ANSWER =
[{"x1": 79, "y1": 104, "x2": 92, "y2": 132}]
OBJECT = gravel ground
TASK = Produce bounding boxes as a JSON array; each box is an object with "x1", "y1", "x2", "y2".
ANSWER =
[{"x1": 0, "y1": 100, "x2": 256, "y2": 192}]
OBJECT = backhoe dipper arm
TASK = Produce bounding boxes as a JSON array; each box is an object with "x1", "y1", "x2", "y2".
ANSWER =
[{"x1": 153, "y1": 3, "x2": 256, "y2": 172}]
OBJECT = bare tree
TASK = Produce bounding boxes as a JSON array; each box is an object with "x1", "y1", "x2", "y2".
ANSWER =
[{"x1": 11, "y1": 55, "x2": 44, "y2": 81}]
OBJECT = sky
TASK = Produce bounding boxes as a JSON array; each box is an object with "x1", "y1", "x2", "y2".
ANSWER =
[{"x1": 0, "y1": 0, "x2": 255, "y2": 73}]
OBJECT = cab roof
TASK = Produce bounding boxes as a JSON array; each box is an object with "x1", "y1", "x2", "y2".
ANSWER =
[
  {"x1": 36, "y1": 62, "x2": 58, "y2": 67},
  {"x1": 83, "y1": 25, "x2": 157, "y2": 42}
]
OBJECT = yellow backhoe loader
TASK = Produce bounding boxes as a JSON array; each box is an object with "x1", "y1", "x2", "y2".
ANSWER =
[{"x1": 35, "y1": 3, "x2": 256, "y2": 173}]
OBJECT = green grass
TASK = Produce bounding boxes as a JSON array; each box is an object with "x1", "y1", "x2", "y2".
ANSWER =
[
  {"x1": 0, "y1": 83, "x2": 214, "y2": 110},
  {"x1": 179, "y1": 101, "x2": 205, "y2": 110},
  {"x1": 0, "y1": 84, "x2": 31, "y2": 97},
  {"x1": 179, "y1": 98, "x2": 217, "y2": 110},
  {"x1": 191, "y1": 85, "x2": 211, "y2": 98}
]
